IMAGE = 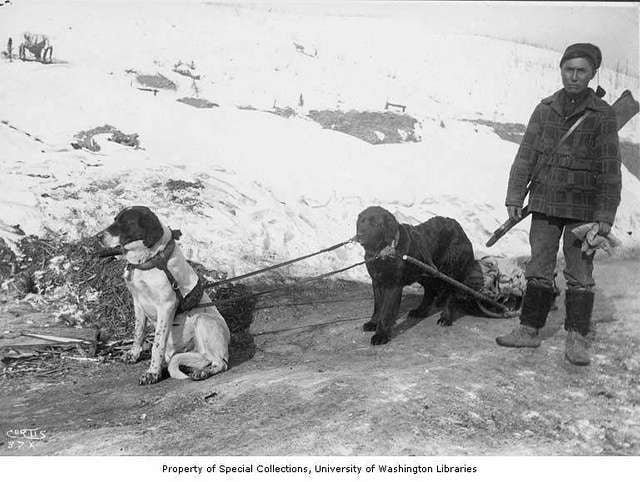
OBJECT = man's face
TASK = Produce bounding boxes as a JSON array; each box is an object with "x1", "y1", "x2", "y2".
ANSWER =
[{"x1": 561, "y1": 57, "x2": 595, "y2": 95}]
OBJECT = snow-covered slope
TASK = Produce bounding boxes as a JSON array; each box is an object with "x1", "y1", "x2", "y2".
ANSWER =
[{"x1": 1, "y1": 1, "x2": 639, "y2": 281}]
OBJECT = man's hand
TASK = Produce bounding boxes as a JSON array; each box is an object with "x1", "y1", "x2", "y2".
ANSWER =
[
  {"x1": 597, "y1": 221, "x2": 612, "y2": 236},
  {"x1": 507, "y1": 205, "x2": 523, "y2": 221}
]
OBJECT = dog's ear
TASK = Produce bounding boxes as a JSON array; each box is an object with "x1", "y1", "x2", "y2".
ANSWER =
[
  {"x1": 138, "y1": 208, "x2": 164, "y2": 248},
  {"x1": 382, "y1": 211, "x2": 399, "y2": 245}
]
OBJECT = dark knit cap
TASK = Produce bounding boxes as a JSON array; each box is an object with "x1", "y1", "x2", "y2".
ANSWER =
[{"x1": 560, "y1": 43, "x2": 602, "y2": 70}]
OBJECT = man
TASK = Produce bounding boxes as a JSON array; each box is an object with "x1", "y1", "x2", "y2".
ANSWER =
[{"x1": 496, "y1": 43, "x2": 621, "y2": 366}]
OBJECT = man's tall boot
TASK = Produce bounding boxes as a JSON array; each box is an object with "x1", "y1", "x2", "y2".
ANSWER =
[
  {"x1": 496, "y1": 283, "x2": 555, "y2": 348},
  {"x1": 564, "y1": 289, "x2": 594, "y2": 366}
]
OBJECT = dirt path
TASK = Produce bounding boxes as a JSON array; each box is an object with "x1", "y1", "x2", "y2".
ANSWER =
[{"x1": 1, "y1": 260, "x2": 639, "y2": 455}]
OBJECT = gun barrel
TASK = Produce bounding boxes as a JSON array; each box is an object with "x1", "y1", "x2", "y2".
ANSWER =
[
  {"x1": 486, "y1": 206, "x2": 530, "y2": 247},
  {"x1": 402, "y1": 255, "x2": 511, "y2": 312}
]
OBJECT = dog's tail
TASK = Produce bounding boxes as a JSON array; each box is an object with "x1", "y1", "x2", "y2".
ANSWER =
[{"x1": 167, "y1": 353, "x2": 211, "y2": 380}]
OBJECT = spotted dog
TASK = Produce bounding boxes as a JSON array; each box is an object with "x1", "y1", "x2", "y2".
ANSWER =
[
  {"x1": 356, "y1": 206, "x2": 482, "y2": 345},
  {"x1": 98, "y1": 206, "x2": 230, "y2": 385}
]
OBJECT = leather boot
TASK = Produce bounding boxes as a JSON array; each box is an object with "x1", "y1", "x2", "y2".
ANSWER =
[
  {"x1": 496, "y1": 283, "x2": 555, "y2": 348},
  {"x1": 564, "y1": 289, "x2": 594, "y2": 366}
]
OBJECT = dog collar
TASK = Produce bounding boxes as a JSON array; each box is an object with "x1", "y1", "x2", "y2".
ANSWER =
[
  {"x1": 125, "y1": 227, "x2": 182, "y2": 272},
  {"x1": 127, "y1": 238, "x2": 176, "y2": 273},
  {"x1": 368, "y1": 228, "x2": 401, "y2": 261},
  {"x1": 126, "y1": 236, "x2": 204, "y2": 314}
]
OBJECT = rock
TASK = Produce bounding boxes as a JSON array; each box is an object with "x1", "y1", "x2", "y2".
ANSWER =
[
  {"x1": 522, "y1": 410, "x2": 541, "y2": 421},
  {"x1": 622, "y1": 357, "x2": 640, "y2": 372}
]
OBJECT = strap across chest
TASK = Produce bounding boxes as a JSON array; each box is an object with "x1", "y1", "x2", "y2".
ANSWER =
[{"x1": 126, "y1": 238, "x2": 204, "y2": 314}]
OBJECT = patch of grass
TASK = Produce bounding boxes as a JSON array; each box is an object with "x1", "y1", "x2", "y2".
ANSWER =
[
  {"x1": 136, "y1": 73, "x2": 177, "y2": 90},
  {"x1": 0, "y1": 238, "x2": 18, "y2": 281},
  {"x1": 71, "y1": 124, "x2": 140, "y2": 151},
  {"x1": 177, "y1": 97, "x2": 219, "y2": 109},
  {"x1": 165, "y1": 179, "x2": 204, "y2": 191},
  {"x1": 109, "y1": 130, "x2": 140, "y2": 148},
  {"x1": 160, "y1": 179, "x2": 207, "y2": 210},
  {"x1": 307, "y1": 109, "x2": 421, "y2": 144},
  {"x1": 461, "y1": 118, "x2": 526, "y2": 144},
  {"x1": 268, "y1": 106, "x2": 297, "y2": 119}
]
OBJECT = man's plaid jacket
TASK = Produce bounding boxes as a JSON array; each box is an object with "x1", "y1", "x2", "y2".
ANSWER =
[{"x1": 506, "y1": 88, "x2": 622, "y2": 225}]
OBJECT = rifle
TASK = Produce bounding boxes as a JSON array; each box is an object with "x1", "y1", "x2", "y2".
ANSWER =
[{"x1": 486, "y1": 90, "x2": 639, "y2": 248}]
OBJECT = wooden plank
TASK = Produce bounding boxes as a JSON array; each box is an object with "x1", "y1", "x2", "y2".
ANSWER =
[{"x1": 0, "y1": 326, "x2": 100, "y2": 357}]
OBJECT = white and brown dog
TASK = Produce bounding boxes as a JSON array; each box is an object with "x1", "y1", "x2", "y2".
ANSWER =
[{"x1": 98, "y1": 206, "x2": 230, "y2": 385}]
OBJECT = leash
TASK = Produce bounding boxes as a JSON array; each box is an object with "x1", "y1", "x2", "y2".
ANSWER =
[
  {"x1": 204, "y1": 236, "x2": 357, "y2": 288},
  {"x1": 402, "y1": 255, "x2": 518, "y2": 317},
  {"x1": 198, "y1": 261, "x2": 366, "y2": 309},
  {"x1": 96, "y1": 234, "x2": 362, "y2": 312}
]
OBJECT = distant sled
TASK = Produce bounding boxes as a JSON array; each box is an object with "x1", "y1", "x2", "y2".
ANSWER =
[{"x1": 18, "y1": 32, "x2": 53, "y2": 64}]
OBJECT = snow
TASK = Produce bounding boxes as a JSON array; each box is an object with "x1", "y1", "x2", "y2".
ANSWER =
[{"x1": 1, "y1": 1, "x2": 639, "y2": 281}]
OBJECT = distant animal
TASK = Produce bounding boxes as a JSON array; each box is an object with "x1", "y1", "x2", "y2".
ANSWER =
[
  {"x1": 356, "y1": 206, "x2": 482, "y2": 345},
  {"x1": 97, "y1": 206, "x2": 230, "y2": 385}
]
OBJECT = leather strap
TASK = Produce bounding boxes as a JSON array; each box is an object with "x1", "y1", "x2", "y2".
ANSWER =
[
  {"x1": 557, "y1": 111, "x2": 590, "y2": 148},
  {"x1": 126, "y1": 237, "x2": 204, "y2": 314},
  {"x1": 526, "y1": 111, "x2": 590, "y2": 194}
]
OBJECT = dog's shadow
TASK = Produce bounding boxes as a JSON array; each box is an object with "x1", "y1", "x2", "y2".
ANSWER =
[
  {"x1": 392, "y1": 314, "x2": 425, "y2": 338},
  {"x1": 228, "y1": 330, "x2": 257, "y2": 367},
  {"x1": 211, "y1": 283, "x2": 257, "y2": 367},
  {"x1": 391, "y1": 294, "x2": 498, "y2": 339},
  {"x1": 390, "y1": 293, "x2": 433, "y2": 338}
]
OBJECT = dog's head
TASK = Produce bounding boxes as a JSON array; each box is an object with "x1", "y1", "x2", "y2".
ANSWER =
[
  {"x1": 356, "y1": 206, "x2": 400, "y2": 252},
  {"x1": 98, "y1": 206, "x2": 165, "y2": 251}
]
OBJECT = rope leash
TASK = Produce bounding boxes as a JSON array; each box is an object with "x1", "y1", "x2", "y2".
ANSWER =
[
  {"x1": 204, "y1": 236, "x2": 357, "y2": 289},
  {"x1": 205, "y1": 248, "x2": 519, "y2": 320},
  {"x1": 99, "y1": 235, "x2": 519, "y2": 319},
  {"x1": 200, "y1": 261, "x2": 366, "y2": 309},
  {"x1": 96, "y1": 235, "x2": 362, "y2": 311},
  {"x1": 474, "y1": 298, "x2": 521, "y2": 319}
]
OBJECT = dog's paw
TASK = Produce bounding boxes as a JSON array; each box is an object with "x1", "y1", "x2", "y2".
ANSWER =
[
  {"x1": 122, "y1": 349, "x2": 142, "y2": 364},
  {"x1": 138, "y1": 371, "x2": 162, "y2": 385},
  {"x1": 189, "y1": 368, "x2": 214, "y2": 381},
  {"x1": 370, "y1": 332, "x2": 390, "y2": 345},
  {"x1": 436, "y1": 314, "x2": 452, "y2": 326},
  {"x1": 362, "y1": 320, "x2": 377, "y2": 332}
]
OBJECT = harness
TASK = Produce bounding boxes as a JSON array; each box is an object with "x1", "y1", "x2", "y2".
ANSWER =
[
  {"x1": 528, "y1": 110, "x2": 590, "y2": 195},
  {"x1": 364, "y1": 228, "x2": 400, "y2": 263},
  {"x1": 126, "y1": 237, "x2": 205, "y2": 314}
]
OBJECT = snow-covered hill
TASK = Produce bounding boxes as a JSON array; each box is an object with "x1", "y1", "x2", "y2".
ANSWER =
[{"x1": 1, "y1": 0, "x2": 639, "y2": 281}]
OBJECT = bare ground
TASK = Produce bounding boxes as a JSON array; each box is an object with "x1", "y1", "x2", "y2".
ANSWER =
[{"x1": 1, "y1": 259, "x2": 639, "y2": 455}]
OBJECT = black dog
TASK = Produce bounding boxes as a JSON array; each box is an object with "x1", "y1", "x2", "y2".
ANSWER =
[{"x1": 356, "y1": 206, "x2": 482, "y2": 345}]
